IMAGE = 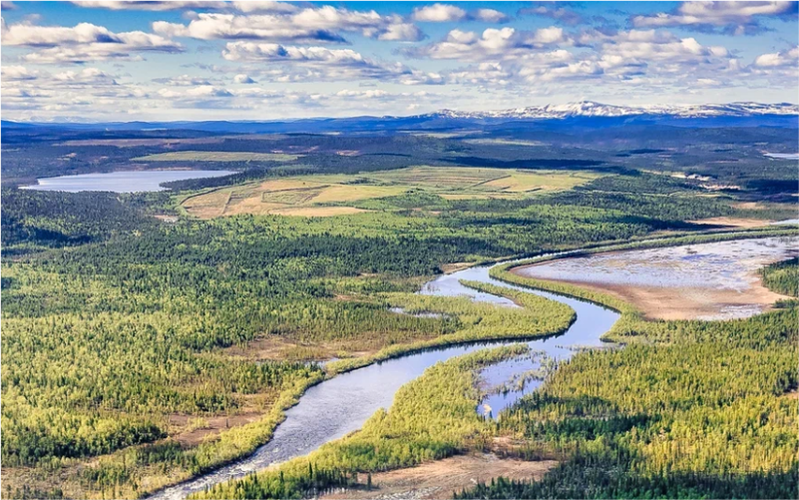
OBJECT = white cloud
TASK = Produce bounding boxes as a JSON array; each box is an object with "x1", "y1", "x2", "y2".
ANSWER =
[
  {"x1": 753, "y1": 45, "x2": 799, "y2": 67},
  {"x1": 596, "y1": 30, "x2": 731, "y2": 63},
  {"x1": 3, "y1": 2, "x2": 796, "y2": 121},
  {"x1": 53, "y1": 67, "x2": 117, "y2": 85},
  {"x1": 230, "y1": 2, "x2": 298, "y2": 14},
  {"x1": 521, "y1": 5, "x2": 585, "y2": 26},
  {"x1": 153, "y1": 74, "x2": 213, "y2": 86},
  {"x1": 377, "y1": 22, "x2": 424, "y2": 41},
  {"x1": 2, "y1": 21, "x2": 181, "y2": 63},
  {"x1": 631, "y1": 1, "x2": 797, "y2": 35},
  {"x1": 222, "y1": 41, "x2": 429, "y2": 84},
  {"x1": 1, "y1": 65, "x2": 133, "y2": 119},
  {"x1": 185, "y1": 85, "x2": 233, "y2": 97},
  {"x1": 1, "y1": 65, "x2": 40, "y2": 80},
  {"x1": 154, "y1": 6, "x2": 424, "y2": 43},
  {"x1": 3, "y1": 21, "x2": 125, "y2": 45},
  {"x1": 234, "y1": 73, "x2": 256, "y2": 84},
  {"x1": 335, "y1": 89, "x2": 389, "y2": 99},
  {"x1": 71, "y1": 1, "x2": 227, "y2": 11},
  {"x1": 747, "y1": 45, "x2": 799, "y2": 86},
  {"x1": 406, "y1": 25, "x2": 743, "y2": 89},
  {"x1": 71, "y1": 1, "x2": 298, "y2": 12},
  {"x1": 224, "y1": 42, "x2": 372, "y2": 64},
  {"x1": 152, "y1": 13, "x2": 346, "y2": 43},
  {"x1": 446, "y1": 62, "x2": 514, "y2": 85},
  {"x1": 474, "y1": 9, "x2": 509, "y2": 23},
  {"x1": 411, "y1": 4, "x2": 509, "y2": 23},
  {"x1": 412, "y1": 4, "x2": 467, "y2": 22},
  {"x1": 532, "y1": 27, "x2": 565, "y2": 44},
  {"x1": 407, "y1": 27, "x2": 570, "y2": 61}
]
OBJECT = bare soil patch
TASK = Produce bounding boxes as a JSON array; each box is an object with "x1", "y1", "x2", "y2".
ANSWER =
[
  {"x1": 441, "y1": 262, "x2": 475, "y2": 274},
  {"x1": 223, "y1": 335, "x2": 333, "y2": 362},
  {"x1": 154, "y1": 214, "x2": 179, "y2": 223},
  {"x1": 733, "y1": 202, "x2": 768, "y2": 210},
  {"x1": 688, "y1": 217, "x2": 771, "y2": 228},
  {"x1": 168, "y1": 413, "x2": 263, "y2": 447},
  {"x1": 321, "y1": 454, "x2": 557, "y2": 500},
  {"x1": 512, "y1": 270, "x2": 788, "y2": 321}
]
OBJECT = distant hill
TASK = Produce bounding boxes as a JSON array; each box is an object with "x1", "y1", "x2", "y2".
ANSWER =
[{"x1": 3, "y1": 101, "x2": 797, "y2": 134}]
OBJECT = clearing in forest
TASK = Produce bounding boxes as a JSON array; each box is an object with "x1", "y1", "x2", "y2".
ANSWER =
[
  {"x1": 132, "y1": 151, "x2": 299, "y2": 162},
  {"x1": 182, "y1": 166, "x2": 601, "y2": 219},
  {"x1": 462, "y1": 138, "x2": 546, "y2": 147}
]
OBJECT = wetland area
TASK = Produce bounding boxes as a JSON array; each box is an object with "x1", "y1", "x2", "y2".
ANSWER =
[{"x1": 514, "y1": 236, "x2": 798, "y2": 320}]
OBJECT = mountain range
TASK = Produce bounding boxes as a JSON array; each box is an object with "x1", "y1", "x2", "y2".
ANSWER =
[
  {"x1": 2, "y1": 102, "x2": 797, "y2": 135},
  {"x1": 430, "y1": 101, "x2": 799, "y2": 119}
]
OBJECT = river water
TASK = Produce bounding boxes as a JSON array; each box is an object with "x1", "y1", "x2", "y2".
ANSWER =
[{"x1": 149, "y1": 258, "x2": 619, "y2": 499}]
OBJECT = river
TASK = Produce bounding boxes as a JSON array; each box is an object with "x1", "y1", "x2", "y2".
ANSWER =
[{"x1": 149, "y1": 257, "x2": 620, "y2": 499}]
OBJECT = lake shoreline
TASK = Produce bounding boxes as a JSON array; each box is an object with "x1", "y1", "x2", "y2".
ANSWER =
[{"x1": 20, "y1": 169, "x2": 237, "y2": 193}]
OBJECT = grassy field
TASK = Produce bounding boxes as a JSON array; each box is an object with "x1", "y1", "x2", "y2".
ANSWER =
[
  {"x1": 132, "y1": 151, "x2": 299, "y2": 162},
  {"x1": 182, "y1": 166, "x2": 601, "y2": 219},
  {"x1": 479, "y1": 170, "x2": 597, "y2": 192},
  {"x1": 462, "y1": 138, "x2": 546, "y2": 147}
]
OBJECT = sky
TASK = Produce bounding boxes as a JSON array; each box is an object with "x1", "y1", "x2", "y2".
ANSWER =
[{"x1": 1, "y1": 1, "x2": 797, "y2": 122}]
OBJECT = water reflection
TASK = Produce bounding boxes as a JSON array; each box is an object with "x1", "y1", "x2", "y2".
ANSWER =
[{"x1": 22, "y1": 170, "x2": 235, "y2": 193}]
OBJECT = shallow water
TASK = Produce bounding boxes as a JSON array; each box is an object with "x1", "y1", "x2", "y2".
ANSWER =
[
  {"x1": 516, "y1": 236, "x2": 798, "y2": 294},
  {"x1": 149, "y1": 257, "x2": 619, "y2": 500},
  {"x1": 420, "y1": 266, "x2": 618, "y2": 419},
  {"x1": 21, "y1": 170, "x2": 235, "y2": 193}
]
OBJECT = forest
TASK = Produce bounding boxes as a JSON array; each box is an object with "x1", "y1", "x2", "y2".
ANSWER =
[
  {"x1": 186, "y1": 237, "x2": 798, "y2": 500},
  {"x1": 450, "y1": 253, "x2": 799, "y2": 499},
  {"x1": 1, "y1": 123, "x2": 797, "y2": 499},
  {"x1": 759, "y1": 258, "x2": 799, "y2": 298}
]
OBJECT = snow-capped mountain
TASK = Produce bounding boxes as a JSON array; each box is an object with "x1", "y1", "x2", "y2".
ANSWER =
[{"x1": 430, "y1": 101, "x2": 799, "y2": 120}]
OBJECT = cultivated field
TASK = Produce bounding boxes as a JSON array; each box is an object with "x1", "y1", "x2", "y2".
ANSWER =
[{"x1": 182, "y1": 166, "x2": 601, "y2": 219}]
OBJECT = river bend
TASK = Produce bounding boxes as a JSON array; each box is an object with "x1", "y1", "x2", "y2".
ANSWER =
[{"x1": 150, "y1": 259, "x2": 620, "y2": 499}]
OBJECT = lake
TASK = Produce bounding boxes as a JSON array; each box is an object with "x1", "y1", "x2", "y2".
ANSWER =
[
  {"x1": 764, "y1": 152, "x2": 799, "y2": 160},
  {"x1": 21, "y1": 170, "x2": 236, "y2": 193}
]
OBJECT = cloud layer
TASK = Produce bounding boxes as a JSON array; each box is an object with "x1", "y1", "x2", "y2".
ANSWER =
[{"x1": 1, "y1": 1, "x2": 797, "y2": 120}]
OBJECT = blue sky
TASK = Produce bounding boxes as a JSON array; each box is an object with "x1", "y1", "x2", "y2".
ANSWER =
[{"x1": 2, "y1": 1, "x2": 797, "y2": 121}]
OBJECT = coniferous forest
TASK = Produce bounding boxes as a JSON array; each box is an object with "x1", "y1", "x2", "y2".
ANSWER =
[{"x1": 1, "y1": 121, "x2": 797, "y2": 500}]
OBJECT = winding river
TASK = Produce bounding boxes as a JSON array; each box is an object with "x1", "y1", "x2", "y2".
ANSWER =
[{"x1": 151, "y1": 258, "x2": 620, "y2": 500}]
